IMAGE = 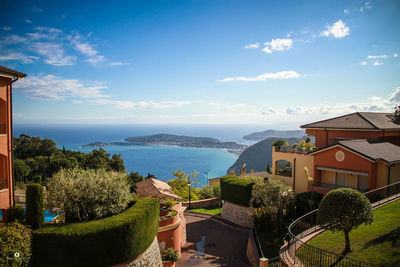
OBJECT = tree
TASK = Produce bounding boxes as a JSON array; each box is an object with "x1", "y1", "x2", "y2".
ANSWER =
[
  {"x1": 318, "y1": 188, "x2": 373, "y2": 253},
  {"x1": 110, "y1": 154, "x2": 126, "y2": 172},
  {"x1": 251, "y1": 180, "x2": 294, "y2": 236},
  {"x1": 46, "y1": 168, "x2": 131, "y2": 222},
  {"x1": 266, "y1": 164, "x2": 271, "y2": 174},
  {"x1": 14, "y1": 159, "x2": 31, "y2": 183},
  {"x1": 168, "y1": 169, "x2": 200, "y2": 201}
]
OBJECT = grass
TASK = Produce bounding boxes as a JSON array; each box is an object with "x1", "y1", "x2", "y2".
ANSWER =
[
  {"x1": 189, "y1": 206, "x2": 221, "y2": 215},
  {"x1": 300, "y1": 199, "x2": 400, "y2": 265}
]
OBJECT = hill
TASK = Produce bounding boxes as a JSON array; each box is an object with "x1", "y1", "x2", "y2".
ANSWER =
[
  {"x1": 243, "y1": 129, "x2": 305, "y2": 141},
  {"x1": 226, "y1": 137, "x2": 302, "y2": 174},
  {"x1": 84, "y1": 134, "x2": 247, "y2": 150}
]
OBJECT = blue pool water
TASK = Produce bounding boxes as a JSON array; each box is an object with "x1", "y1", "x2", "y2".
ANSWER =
[{"x1": 0, "y1": 209, "x2": 57, "y2": 223}]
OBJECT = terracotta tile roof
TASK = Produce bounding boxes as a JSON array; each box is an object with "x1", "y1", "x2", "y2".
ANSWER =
[
  {"x1": 300, "y1": 112, "x2": 400, "y2": 130},
  {"x1": 309, "y1": 139, "x2": 400, "y2": 164},
  {"x1": 0, "y1": 65, "x2": 27, "y2": 79},
  {"x1": 136, "y1": 178, "x2": 181, "y2": 201}
]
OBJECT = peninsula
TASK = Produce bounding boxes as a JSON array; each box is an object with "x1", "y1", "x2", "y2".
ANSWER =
[{"x1": 83, "y1": 134, "x2": 248, "y2": 151}]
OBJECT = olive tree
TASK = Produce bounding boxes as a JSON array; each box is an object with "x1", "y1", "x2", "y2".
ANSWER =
[
  {"x1": 251, "y1": 180, "x2": 294, "y2": 236},
  {"x1": 46, "y1": 168, "x2": 132, "y2": 222},
  {"x1": 318, "y1": 188, "x2": 373, "y2": 253}
]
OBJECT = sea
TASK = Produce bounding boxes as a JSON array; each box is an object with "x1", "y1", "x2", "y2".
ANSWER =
[{"x1": 13, "y1": 124, "x2": 264, "y2": 186}]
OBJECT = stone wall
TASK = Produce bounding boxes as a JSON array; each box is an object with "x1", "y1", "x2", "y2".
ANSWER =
[
  {"x1": 221, "y1": 201, "x2": 253, "y2": 228},
  {"x1": 246, "y1": 230, "x2": 260, "y2": 267},
  {"x1": 182, "y1": 198, "x2": 220, "y2": 209},
  {"x1": 114, "y1": 237, "x2": 162, "y2": 267}
]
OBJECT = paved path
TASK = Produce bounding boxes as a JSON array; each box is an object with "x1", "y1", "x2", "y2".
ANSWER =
[{"x1": 177, "y1": 212, "x2": 250, "y2": 267}]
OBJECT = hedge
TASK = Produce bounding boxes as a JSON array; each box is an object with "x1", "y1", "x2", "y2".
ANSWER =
[
  {"x1": 26, "y1": 184, "x2": 44, "y2": 230},
  {"x1": 220, "y1": 175, "x2": 256, "y2": 207},
  {"x1": 31, "y1": 197, "x2": 159, "y2": 267}
]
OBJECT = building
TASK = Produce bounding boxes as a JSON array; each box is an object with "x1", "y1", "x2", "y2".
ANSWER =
[
  {"x1": 0, "y1": 66, "x2": 26, "y2": 211},
  {"x1": 271, "y1": 111, "x2": 400, "y2": 194}
]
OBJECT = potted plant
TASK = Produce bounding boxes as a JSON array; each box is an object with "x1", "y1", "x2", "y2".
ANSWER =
[{"x1": 162, "y1": 248, "x2": 179, "y2": 267}]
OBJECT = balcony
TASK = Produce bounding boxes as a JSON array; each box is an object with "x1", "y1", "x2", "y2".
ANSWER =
[{"x1": 309, "y1": 183, "x2": 369, "y2": 195}]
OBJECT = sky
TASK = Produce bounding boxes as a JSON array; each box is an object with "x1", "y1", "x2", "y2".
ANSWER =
[{"x1": 1, "y1": 0, "x2": 399, "y2": 129}]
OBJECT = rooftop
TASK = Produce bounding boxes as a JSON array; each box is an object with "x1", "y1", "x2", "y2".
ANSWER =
[
  {"x1": 136, "y1": 178, "x2": 181, "y2": 201},
  {"x1": 309, "y1": 139, "x2": 400, "y2": 164},
  {"x1": 0, "y1": 65, "x2": 27, "y2": 79},
  {"x1": 300, "y1": 112, "x2": 400, "y2": 130}
]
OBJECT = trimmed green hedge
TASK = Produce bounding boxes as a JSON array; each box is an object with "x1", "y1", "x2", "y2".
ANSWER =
[
  {"x1": 31, "y1": 197, "x2": 159, "y2": 267},
  {"x1": 220, "y1": 175, "x2": 256, "y2": 207}
]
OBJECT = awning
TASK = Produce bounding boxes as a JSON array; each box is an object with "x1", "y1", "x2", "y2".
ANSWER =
[{"x1": 316, "y1": 166, "x2": 368, "y2": 176}]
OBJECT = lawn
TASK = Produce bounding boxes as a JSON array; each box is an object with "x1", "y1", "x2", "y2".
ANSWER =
[
  {"x1": 189, "y1": 206, "x2": 221, "y2": 215},
  {"x1": 300, "y1": 199, "x2": 400, "y2": 265}
]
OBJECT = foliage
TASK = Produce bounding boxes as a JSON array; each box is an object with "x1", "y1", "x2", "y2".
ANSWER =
[
  {"x1": 251, "y1": 206, "x2": 273, "y2": 232},
  {"x1": 318, "y1": 188, "x2": 373, "y2": 253},
  {"x1": 13, "y1": 134, "x2": 126, "y2": 185},
  {"x1": 7, "y1": 205, "x2": 25, "y2": 224},
  {"x1": 295, "y1": 191, "x2": 323, "y2": 217},
  {"x1": 161, "y1": 248, "x2": 179, "y2": 262},
  {"x1": 251, "y1": 180, "x2": 294, "y2": 236},
  {"x1": 26, "y1": 184, "x2": 44, "y2": 230},
  {"x1": 168, "y1": 169, "x2": 200, "y2": 201},
  {"x1": 220, "y1": 175, "x2": 255, "y2": 207},
  {"x1": 190, "y1": 206, "x2": 221, "y2": 215},
  {"x1": 272, "y1": 140, "x2": 286, "y2": 148},
  {"x1": 266, "y1": 164, "x2": 271, "y2": 174},
  {"x1": 46, "y1": 168, "x2": 131, "y2": 222},
  {"x1": 126, "y1": 171, "x2": 145, "y2": 192},
  {"x1": 199, "y1": 183, "x2": 221, "y2": 199},
  {"x1": 31, "y1": 198, "x2": 159, "y2": 267},
  {"x1": 0, "y1": 222, "x2": 32, "y2": 267},
  {"x1": 164, "y1": 199, "x2": 176, "y2": 210}
]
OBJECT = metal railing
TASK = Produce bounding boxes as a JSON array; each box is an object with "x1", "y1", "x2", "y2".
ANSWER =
[
  {"x1": 285, "y1": 181, "x2": 400, "y2": 266},
  {"x1": 0, "y1": 124, "x2": 5, "y2": 134}
]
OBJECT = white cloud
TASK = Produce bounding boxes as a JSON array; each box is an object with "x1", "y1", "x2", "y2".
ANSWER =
[
  {"x1": 361, "y1": 61, "x2": 367, "y2": 66},
  {"x1": 25, "y1": 19, "x2": 32, "y2": 24},
  {"x1": 360, "y1": 1, "x2": 372, "y2": 13},
  {"x1": 244, "y1": 42, "x2": 259, "y2": 49},
  {"x1": 367, "y1": 55, "x2": 388, "y2": 59},
  {"x1": 218, "y1": 70, "x2": 300, "y2": 82},
  {"x1": 87, "y1": 99, "x2": 192, "y2": 110},
  {"x1": 2, "y1": 26, "x2": 12, "y2": 31},
  {"x1": 109, "y1": 62, "x2": 129, "y2": 67},
  {"x1": 373, "y1": 61, "x2": 383, "y2": 66},
  {"x1": 263, "y1": 38, "x2": 293, "y2": 54},
  {"x1": 85, "y1": 55, "x2": 106, "y2": 65},
  {"x1": 31, "y1": 42, "x2": 76, "y2": 66},
  {"x1": 393, "y1": 53, "x2": 398, "y2": 58},
  {"x1": 344, "y1": 9, "x2": 350, "y2": 14},
  {"x1": 320, "y1": 20, "x2": 350, "y2": 38},
  {"x1": 0, "y1": 52, "x2": 39, "y2": 64},
  {"x1": 0, "y1": 34, "x2": 27, "y2": 44},
  {"x1": 14, "y1": 75, "x2": 111, "y2": 100},
  {"x1": 368, "y1": 96, "x2": 382, "y2": 101},
  {"x1": 389, "y1": 87, "x2": 400, "y2": 103},
  {"x1": 27, "y1": 27, "x2": 63, "y2": 40}
]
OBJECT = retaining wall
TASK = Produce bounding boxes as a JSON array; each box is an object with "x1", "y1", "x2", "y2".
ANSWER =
[
  {"x1": 221, "y1": 201, "x2": 253, "y2": 228},
  {"x1": 113, "y1": 237, "x2": 162, "y2": 267},
  {"x1": 182, "y1": 198, "x2": 220, "y2": 209}
]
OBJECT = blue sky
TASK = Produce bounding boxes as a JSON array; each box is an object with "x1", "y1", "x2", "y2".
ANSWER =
[{"x1": 1, "y1": 0, "x2": 399, "y2": 128}]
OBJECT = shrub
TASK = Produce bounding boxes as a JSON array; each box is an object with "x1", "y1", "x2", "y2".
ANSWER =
[
  {"x1": 161, "y1": 248, "x2": 179, "y2": 262},
  {"x1": 0, "y1": 222, "x2": 32, "y2": 267},
  {"x1": 220, "y1": 175, "x2": 255, "y2": 207},
  {"x1": 295, "y1": 191, "x2": 323, "y2": 217},
  {"x1": 31, "y1": 197, "x2": 159, "y2": 267},
  {"x1": 318, "y1": 188, "x2": 373, "y2": 253},
  {"x1": 26, "y1": 183, "x2": 44, "y2": 230},
  {"x1": 199, "y1": 184, "x2": 221, "y2": 199},
  {"x1": 7, "y1": 205, "x2": 25, "y2": 224},
  {"x1": 46, "y1": 168, "x2": 131, "y2": 222},
  {"x1": 164, "y1": 199, "x2": 176, "y2": 210}
]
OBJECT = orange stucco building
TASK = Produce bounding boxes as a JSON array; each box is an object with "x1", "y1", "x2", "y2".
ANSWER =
[
  {"x1": 0, "y1": 66, "x2": 26, "y2": 211},
  {"x1": 271, "y1": 111, "x2": 400, "y2": 194}
]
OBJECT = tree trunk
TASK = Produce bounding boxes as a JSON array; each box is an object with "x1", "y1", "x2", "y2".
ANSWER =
[{"x1": 344, "y1": 230, "x2": 351, "y2": 254}]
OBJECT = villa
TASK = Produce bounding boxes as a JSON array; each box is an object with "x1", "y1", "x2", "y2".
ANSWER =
[
  {"x1": 0, "y1": 66, "x2": 26, "y2": 211},
  {"x1": 271, "y1": 111, "x2": 400, "y2": 194}
]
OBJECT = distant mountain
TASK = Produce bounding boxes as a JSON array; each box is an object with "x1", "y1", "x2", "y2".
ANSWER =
[
  {"x1": 226, "y1": 137, "x2": 302, "y2": 175},
  {"x1": 243, "y1": 129, "x2": 305, "y2": 141},
  {"x1": 83, "y1": 134, "x2": 247, "y2": 150}
]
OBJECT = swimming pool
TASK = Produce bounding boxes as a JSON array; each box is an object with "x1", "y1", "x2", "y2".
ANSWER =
[{"x1": 0, "y1": 208, "x2": 58, "y2": 223}]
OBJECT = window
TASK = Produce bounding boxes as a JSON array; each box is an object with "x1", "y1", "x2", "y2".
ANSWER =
[{"x1": 335, "y1": 172, "x2": 346, "y2": 188}]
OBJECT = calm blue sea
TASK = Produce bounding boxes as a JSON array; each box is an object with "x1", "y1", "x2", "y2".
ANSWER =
[{"x1": 13, "y1": 124, "x2": 263, "y2": 186}]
